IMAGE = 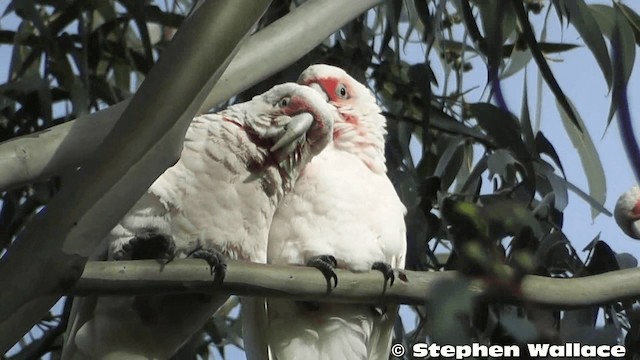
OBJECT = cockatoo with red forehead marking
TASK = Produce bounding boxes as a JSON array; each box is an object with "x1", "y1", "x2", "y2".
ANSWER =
[
  {"x1": 61, "y1": 82, "x2": 337, "y2": 360},
  {"x1": 615, "y1": 185, "x2": 640, "y2": 239},
  {"x1": 243, "y1": 64, "x2": 407, "y2": 360}
]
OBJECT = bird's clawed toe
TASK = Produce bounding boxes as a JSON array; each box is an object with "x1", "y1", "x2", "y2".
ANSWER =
[
  {"x1": 370, "y1": 305, "x2": 388, "y2": 316},
  {"x1": 307, "y1": 255, "x2": 338, "y2": 291},
  {"x1": 372, "y1": 261, "x2": 395, "y2": 287},
  {"x1": 122, "y1": 231, "x2": 176, "y2": 264},
  {"x1": 189, "y1": 248, "x2": 227, "y2": 285}
]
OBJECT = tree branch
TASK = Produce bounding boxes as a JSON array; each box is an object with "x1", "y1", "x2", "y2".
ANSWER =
[
  {"x1": 0, "y1": 0, "x2": 269, "y2": 352},
  {"x1": 0, "y1": 0, "x2": 385, "y2": 192},
  {"x1": 73, "y1": 260, "x2": 640, "y2": 309}
]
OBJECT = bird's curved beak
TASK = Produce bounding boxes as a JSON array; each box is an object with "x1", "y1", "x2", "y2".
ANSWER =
[
  {"x1": 270, "y1": 113, "x2": 314, "y2": 153},
  {"x1": 307, "y1": 82, "x2": 329, "y2": 101},
  {"x1": 630, "y1": 219, "x2": 640, "y2": 239}
]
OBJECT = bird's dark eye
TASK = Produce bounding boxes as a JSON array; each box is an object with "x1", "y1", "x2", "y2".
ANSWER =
[
  {"x1": 279, "y1": 97, "x2": 290, "y2": 107},
  {"x1": 336, "y1": 84, "x2": 348, "y2": 99}
]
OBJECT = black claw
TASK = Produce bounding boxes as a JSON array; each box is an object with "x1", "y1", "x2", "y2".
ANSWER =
[
  {"x1": 189, "y1": 248, "x2": 227, "y2": 286},
  {"x1": 370, "y1": 305, "x2": 388, "y2": 316},
  {"x1": 372, "y1": 261, "x2": 395, "y2": 287},
  {"x1": 126, "y1": 231, "x2": 176, "y2": 263},
  {"x1": 307, "y1": 255, "x2": 338, "y2": 291}
]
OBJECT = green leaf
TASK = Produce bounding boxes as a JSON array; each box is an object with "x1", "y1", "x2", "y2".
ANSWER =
[
  {"x1": 563, "y1": 179, "x2": 611, "y2": 217},
  {"x1": 535, "y1": 132, "x2": 565, "y2": 176},
  {"x1": 144, "y1": 5, "x2": 185, "y2": 28},
  {"x1": 556, "y1": 0, "x2": 613, "y2": 89},
  {"x1": 607, "y1": 6, "x2": 637, "y2": 126},
  {"x1": 433, "y1": 137, "x2": 465, "y2": 190},
  {"x1": 589, "y1": 4, "x2": 615, "y2": 38},
  {"x1": 420, "y1": 108, "x2": 494, "y2": 146},
  {"x1": 520, "y1": 72, "x2": 535, "y2": 153},
  {"x1": 537, "y1": 42, "x2": 581, "y2": 54},
  {"x1": 616, "y1": 3, "x2": 640, "y2": 46},
  {"x1": 540, "y1": 164, "x2": 569, "y2": 212},
  {"x1": 474, "y1": 0, "x2": 517, "y2": 43},
  {"x1": 487, "y1": 148, "x2": 519, "y2": 180},
  {"x1": 469, "y1": 103, "x2": 527, "y2": 158},
  {"x1": 120, "y1": 0, "x2": 154, "y2": 63},
  {"x1": 555, "y1": 99, "x2": 606, "y2": 219},
  {"x1": 511, "y1": 0, "x2": 582, "y2": 131},
  {"x1": 501, "y1": 47, "x2": 533, "y2": 79},
  {"x1": 461, "y1": 154, "x2": 488, "y2": 194}
]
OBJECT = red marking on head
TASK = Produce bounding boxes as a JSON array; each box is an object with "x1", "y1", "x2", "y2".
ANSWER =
[
  {"x1": 302, "y1": 77, "x2": 359, "y2": 125},
  {"x1": 302, "y1": 77, "x2": 345, "y2": 102},
  {"x1": 633, "y1": 200, "x2": 640, "y2": 219}
]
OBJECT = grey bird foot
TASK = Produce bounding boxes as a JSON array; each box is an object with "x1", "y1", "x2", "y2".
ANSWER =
[
  {"x1": 307, "y1": 255, "x2": 338, "y2": 291},
  {"x1": 189, "y1": 248, "x2": 227, "y2": 286},
  {"x1": 119, "y1": 231, "x2": 176, "y2": 264},
  {"x1": 372, "y1": 261, "x2": 395, "y2": 288}
]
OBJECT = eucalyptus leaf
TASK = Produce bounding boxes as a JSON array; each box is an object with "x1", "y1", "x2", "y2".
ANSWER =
[{"x1": 555, "y1": 99, "x2": 606, "y2": 219}]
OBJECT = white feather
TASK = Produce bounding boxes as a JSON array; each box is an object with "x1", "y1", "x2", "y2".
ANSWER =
[
  {"x1": 62, "y1": 83, "x2": 336, "y2": 359},
  {"x1": 244, "y1": 65, "x2": 406, "y2": 360},
  {"x1": 615, "y1": 185, "x2": 640, "y2": 239}
]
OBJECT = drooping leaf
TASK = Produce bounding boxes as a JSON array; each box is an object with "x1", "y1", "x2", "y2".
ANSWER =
[
  {"x1": 585, "y1": 241, "x2": 620, "y2": 274},
  {"x1": 607, "y1": 7, "x2": 636, "y2": 126},
  {"x1": 433, "y1": 137, "x2": 465, "y2": 190},
  {"x1": 469, "y1": 103, "x2": 527, "y2": 158},
  {"x1": 563, "y1": 176, "x2": 611, "y2": 217},
  {"x1": 535, "y1": 132, "x2": 565, "y2": 176},
  {"x1": 555, "y1": 99, "x2": 606, "y2": 219},
  {"x1": 538, "y1": 165, "x2": 569, "y2": 212},
  {"x1": 520, "y1": 73, "x2": 535, "y2": 153},
  {"x1": 511, "y1": 0, "x2": 581, "y2": 131},
  {"x1": 554, "y1": 0, "x2": 613, "y2": 89},
  {"x1": 487, "y1": 149, "x2": 519, "y2": 183},
  {"x1": 501, "y1": 46, "x2": 533, "y2": 80},
  {"x1": 616, "y1": 3, "x2": 640, "y2": 46},
  {"x1": 589, "y1": 4, "x2": 616, "y2": 38}
]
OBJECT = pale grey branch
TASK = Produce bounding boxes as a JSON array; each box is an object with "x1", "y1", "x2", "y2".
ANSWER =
[{"x1": 74, "y1": 260, "x2": 640, "y2": 309}]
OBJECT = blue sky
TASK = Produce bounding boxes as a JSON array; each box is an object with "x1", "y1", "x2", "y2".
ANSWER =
[{"x1": 2, "y1": 1, "x2": 640, "y2": 359}]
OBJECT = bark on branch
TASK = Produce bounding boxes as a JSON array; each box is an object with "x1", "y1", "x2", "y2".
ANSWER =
[{"x1": 73, "y1": 260, "x2": 640, "y2": 309}]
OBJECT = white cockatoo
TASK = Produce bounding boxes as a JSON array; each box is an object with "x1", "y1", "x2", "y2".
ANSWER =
[
  {"x1": 615, "y1": 185, "x2": 640, "y2": 239},
  {"x1": 61, "y1": 82, "x2": 338, "y2": 359},
  {"x1": 243, "y1": 64, "x2": 407, "y2": 360}
]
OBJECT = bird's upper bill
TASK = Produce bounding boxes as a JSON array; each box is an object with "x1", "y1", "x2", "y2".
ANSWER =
[
  {"x1": 269, "y1": 113, "x2": 314, "y2": 154},
  {"x1": 625, "y1": 200, "x2": 640, "y2": 239}
]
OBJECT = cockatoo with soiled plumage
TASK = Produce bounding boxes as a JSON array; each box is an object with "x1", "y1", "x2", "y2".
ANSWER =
[
  {"x1": 243, "y1": 64, "x2": 407, "y2": 360},
  {"x1": 61, "y1": 82, "x2": 337, "y2": 360},
  {"x1": 615, "y1": 185, "x2": 640, "y2": 239}
]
